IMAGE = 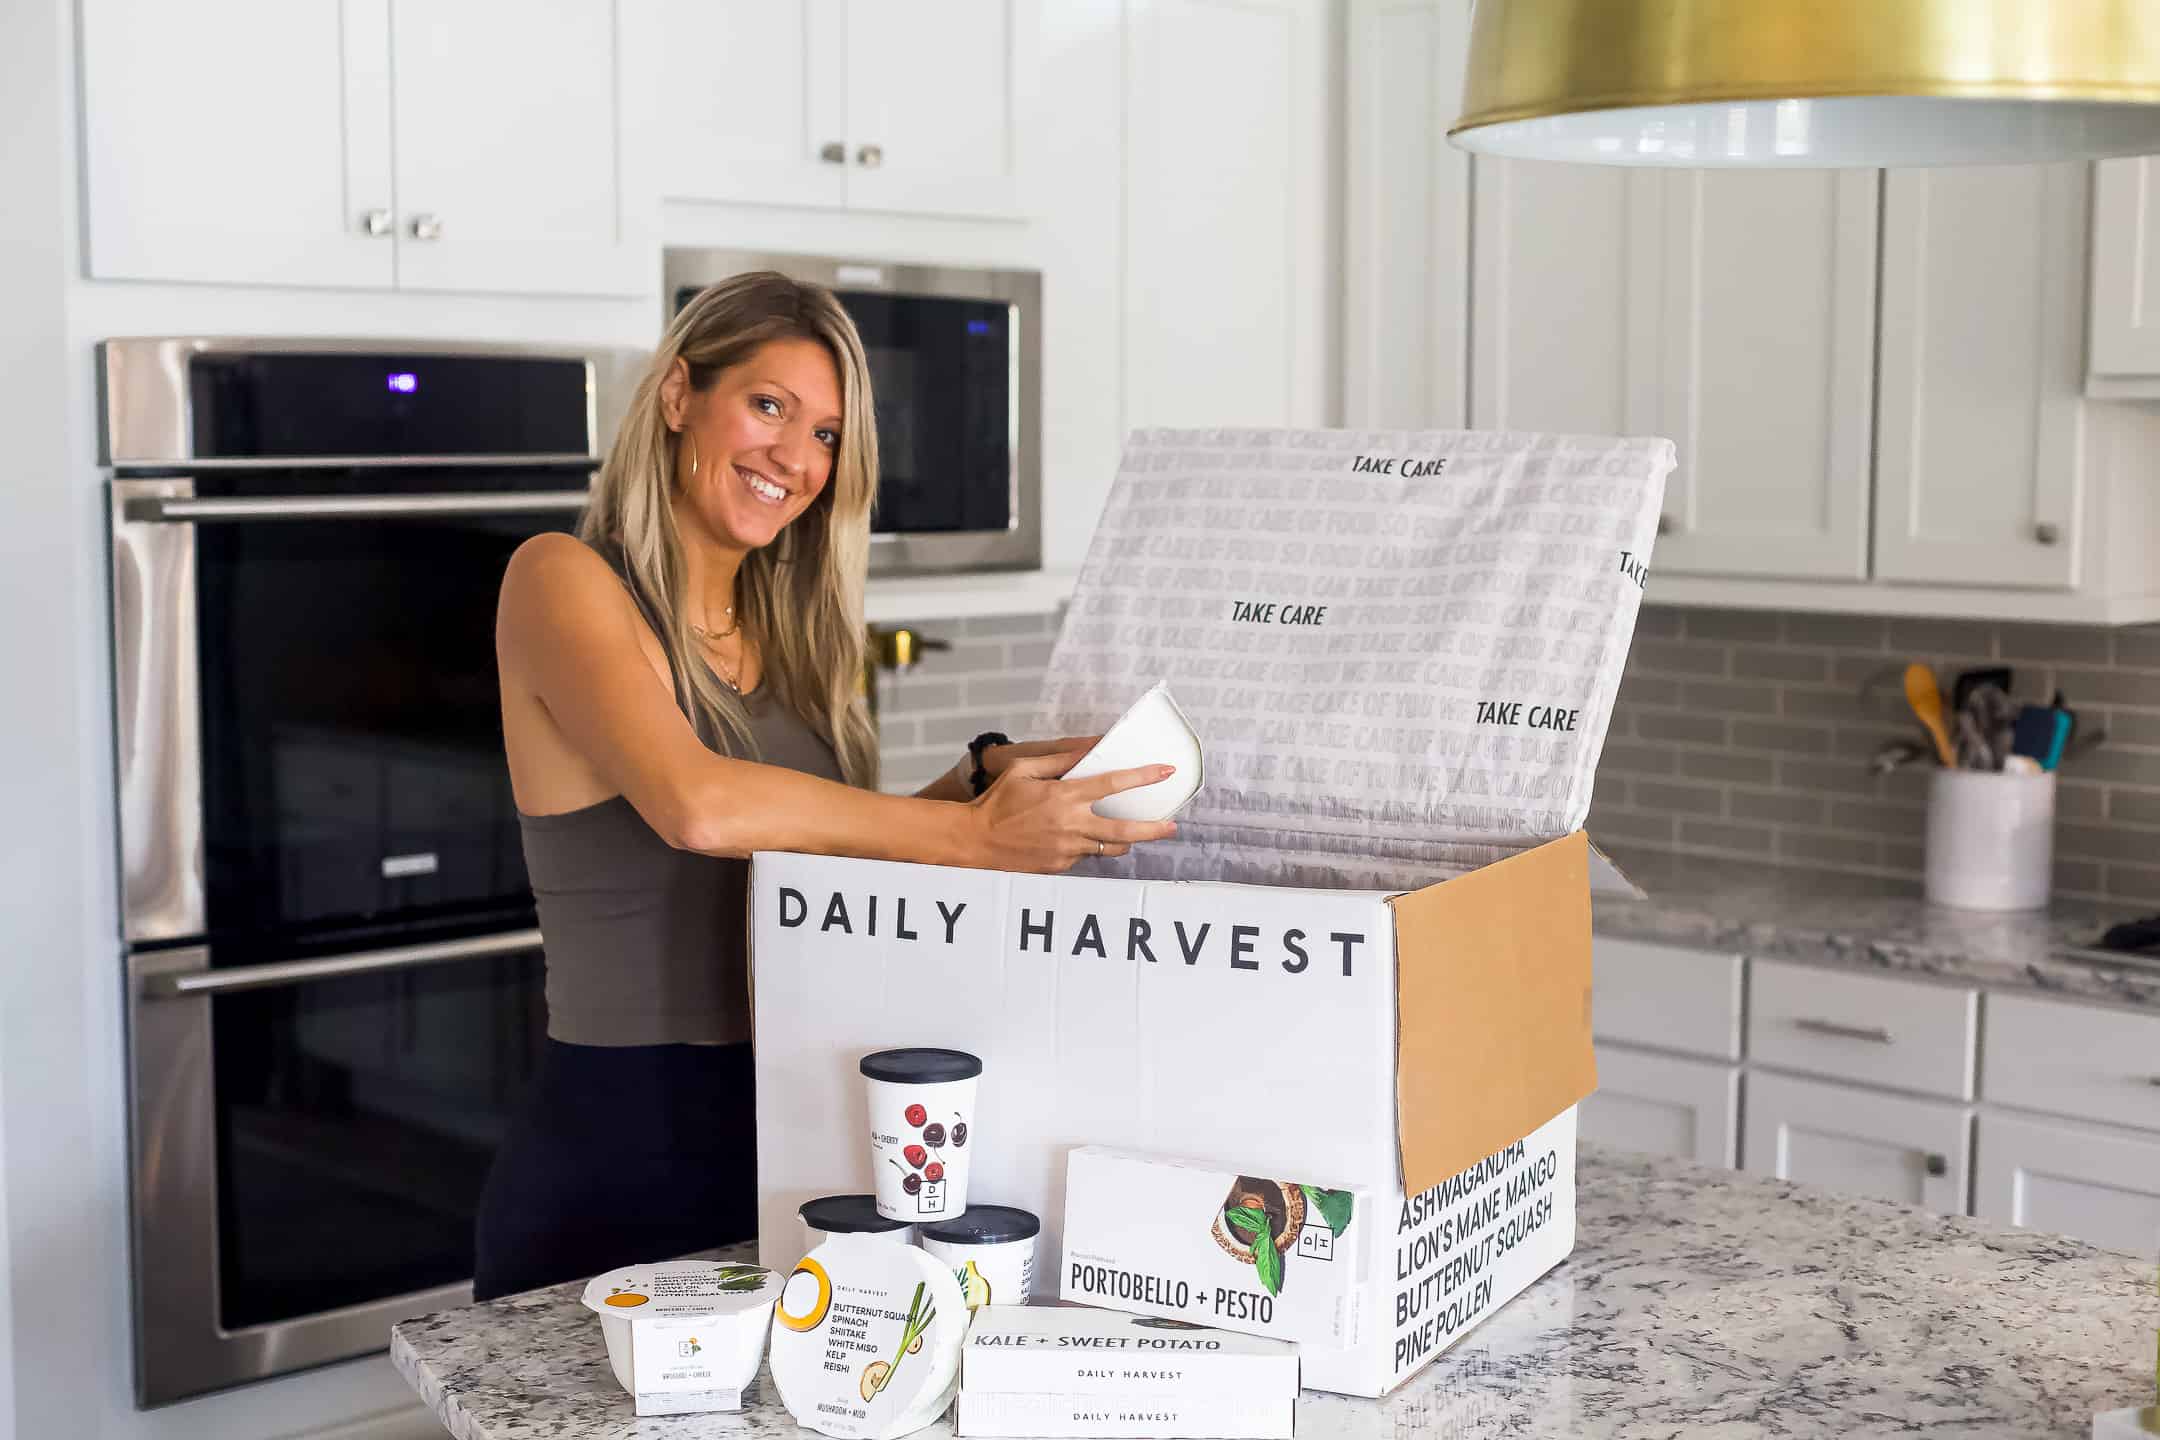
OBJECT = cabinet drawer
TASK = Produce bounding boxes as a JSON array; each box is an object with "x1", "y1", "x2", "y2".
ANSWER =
[
  {"x1": 1748, "y1": 959, "x2": 1977, "y2": 1100},
  {"x1": 1983, "y1": 993, "x2": 2160, "y2": 1134},
  {"x1": 1592, "y1": 937, "x2": 1744, "y2": 1060}
]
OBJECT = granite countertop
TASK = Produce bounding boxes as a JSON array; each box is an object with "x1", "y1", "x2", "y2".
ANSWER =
[
  {"x1": 393, "y1": 1146, "x2": 2159, "y2": 1440},
  {"x1": 1595, "y1": 847, "x2": 2160, "y2": 1010}
]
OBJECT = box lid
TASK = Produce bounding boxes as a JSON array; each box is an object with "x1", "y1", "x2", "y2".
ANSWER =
[{"x1": 1388, "y1": 831, "x2": 1598, "y2": 1195}]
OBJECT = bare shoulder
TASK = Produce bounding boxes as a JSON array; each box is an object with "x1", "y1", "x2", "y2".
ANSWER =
[
  {"x1": 502, "y1": 530, "x2": 616, "y2": 606},
  {"x1": 498, "y1": 531, "x2": 644, "y2": 662}
]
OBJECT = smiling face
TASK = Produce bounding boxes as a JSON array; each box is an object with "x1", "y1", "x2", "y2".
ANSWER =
[{"x1": 664, "y1": 335, "x2": 844, "y2": 556}]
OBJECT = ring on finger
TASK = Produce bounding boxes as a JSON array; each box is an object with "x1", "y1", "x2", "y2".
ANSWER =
[{"x1": 1095, "y1": 839, "x2": 1105, "y2": 856}]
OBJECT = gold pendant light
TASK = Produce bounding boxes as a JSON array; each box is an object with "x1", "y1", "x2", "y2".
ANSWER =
[{"x1": 1451, "y1": 0, "x2": 2160, "y2": 167}]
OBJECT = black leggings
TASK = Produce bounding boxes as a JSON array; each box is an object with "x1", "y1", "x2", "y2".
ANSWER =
[{"x1": 473, "y1": 1038, "x2": 757, "y2": 1301}]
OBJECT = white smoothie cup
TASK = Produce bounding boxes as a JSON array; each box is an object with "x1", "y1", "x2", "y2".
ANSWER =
[
  {"x1": 860, "y1": 1048, "x2": 981, "y2": 1222},
  {"x1": 919, "y1": 1205, "x2": 1039, "y2": 1309},
  {"x1": 801, "y1": 1193, "x2": 918, "y2": 1251}
]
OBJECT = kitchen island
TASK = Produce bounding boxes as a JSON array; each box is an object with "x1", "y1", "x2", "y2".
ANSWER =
[{"x1": 394, "y1": 1145, "x2": 2157, "y2": 1439}]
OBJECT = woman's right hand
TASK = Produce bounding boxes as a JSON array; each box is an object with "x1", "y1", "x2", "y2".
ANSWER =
[{"x1": 969, "y1": 752, "x2": 1180, "y2": 874}]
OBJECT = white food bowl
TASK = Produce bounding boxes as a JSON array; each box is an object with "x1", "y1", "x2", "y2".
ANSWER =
[
  {"x1": 1063, "y1": 681, "x2": 1204, "y2": 821},
  {"x1": 580, "y1": 1260, "x2": 782, "y2": 1414}
]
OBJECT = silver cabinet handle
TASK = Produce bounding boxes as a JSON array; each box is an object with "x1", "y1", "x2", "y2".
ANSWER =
[
  {"x1": 360, "y1": 207, "x2": 394, "y2": 237},
  {"x1": 1792, "y1": 1017, "x2": 1895, "y2": 1045},
  {"x1": 409, "y1": 213, "x2": 444, "y2": 242},
  {"x1": 146, "y1": 929, "x2": 542, "y2": 998},
  {"x1": 820, "y1": 141, "x2": 846, "y2": 164},
  {"x1": 124, "y1": 490, "x2": 591, "y2": 524},
  {"x1": 2034, "y1": 522, "x2": 2061, "y2": 546},
  {"x1": 856, "y1": 143, "x2": 884, "y2": 168}
]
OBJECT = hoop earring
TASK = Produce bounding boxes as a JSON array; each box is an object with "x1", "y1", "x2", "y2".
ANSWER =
[{"x1": 686, "y1": 432, "x2": 699, "y2": 479}]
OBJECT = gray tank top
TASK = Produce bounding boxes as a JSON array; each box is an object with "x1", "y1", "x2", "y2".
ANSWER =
[{"x1": 518, "y1": 548, "x2": 846, "y2": 1046}]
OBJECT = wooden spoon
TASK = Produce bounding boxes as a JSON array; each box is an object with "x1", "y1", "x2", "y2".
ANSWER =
[{"x1": 1904, "y1": 663, "x2": 1956, "y2": 768}]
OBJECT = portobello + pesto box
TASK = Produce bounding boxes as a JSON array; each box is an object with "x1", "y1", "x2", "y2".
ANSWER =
[
  {"x1": 1058, "y1": 1137, "x2": 1570, "y2": 1367},
  {"x1": 1059, "y1": 1148, "x2": 1373, "y2": 1348}
]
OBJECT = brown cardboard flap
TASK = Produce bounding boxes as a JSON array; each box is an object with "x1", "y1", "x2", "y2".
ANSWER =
[{"x1": 1390, "y1": 831, "x2": 1598, "y2": 1197}]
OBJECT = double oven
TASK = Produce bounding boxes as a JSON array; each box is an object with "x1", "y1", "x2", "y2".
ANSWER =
[{"x1": 104, "y1": 339, "x2": 635, "y2": 1404}]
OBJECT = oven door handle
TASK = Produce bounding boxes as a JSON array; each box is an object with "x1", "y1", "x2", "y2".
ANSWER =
[
  {"x1": 145, "y1": 928, "x2": 544, "y2": 997},
  {"x1": 123, "y1": 492, "x2": 590, "y2": 523}
]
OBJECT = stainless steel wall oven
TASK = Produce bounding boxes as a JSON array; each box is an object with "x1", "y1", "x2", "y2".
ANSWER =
[
  {"x1": 662, "y1": 248, "x2": 1041, "y2": 576},
  {"x1": 103, "y1": 338, "x2": 623, "y2": 1404}
]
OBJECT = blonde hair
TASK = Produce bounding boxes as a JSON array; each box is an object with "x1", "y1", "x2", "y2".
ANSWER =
[{"x1": 583, "y1": 271, "x2": 879, "y2": 789}]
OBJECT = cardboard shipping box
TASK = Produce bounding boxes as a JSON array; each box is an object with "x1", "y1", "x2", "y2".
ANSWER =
[{"x1": 750, "y1": 831, "x2": 1612, "y2": 1397}]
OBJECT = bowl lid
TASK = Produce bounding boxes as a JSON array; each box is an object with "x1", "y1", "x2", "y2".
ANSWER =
[
  {"x1": 579, "y1": 1259, "x2": 781, "y2": 1319},
  {"x1": 858, "y1": 1048, "x2": 982, "y2": 1084},
  {"x1": 918, "y1": 1205, "x2": 1040, "y2": 1245},
  {"x1": 767, "y1": 1235, "x2": 965, "y2": 1439},
  {"x1": 800, "y1": 1194, "x2": 913, "y2": 1234}
]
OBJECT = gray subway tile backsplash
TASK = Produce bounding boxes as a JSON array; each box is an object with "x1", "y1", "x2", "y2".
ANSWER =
[
  {"x1": 1593, "y1": 607, "x2": 2160, "y2": 908},
  {"x1": 873, "y1": 602, "x2": 2160, "y2": 909}
]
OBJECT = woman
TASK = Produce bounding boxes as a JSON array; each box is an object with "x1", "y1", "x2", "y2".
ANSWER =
[{"x1": 473, "y1": 272, "x2": 1173, "y2": 1298}]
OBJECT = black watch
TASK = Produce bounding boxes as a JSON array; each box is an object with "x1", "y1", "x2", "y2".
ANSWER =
[{"x1": 967, "y1": 731, "x2": 1012, "y2": 796}]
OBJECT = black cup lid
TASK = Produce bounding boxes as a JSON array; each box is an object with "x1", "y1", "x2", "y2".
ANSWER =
[
  {"x1": 859, "y1": 1048, "x2": 982, "y2": 1084},
  {"x1": 798, "y1": 1194, "x2": 913, "y2": 1234},
  {"x1": 919, "y1": 1205, "x2": 1040, "y2": 1246}
]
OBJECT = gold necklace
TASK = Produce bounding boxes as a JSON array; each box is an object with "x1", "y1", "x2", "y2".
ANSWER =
[{"x1": 691, "y1": 615, "x2": 743, "y2": 691}]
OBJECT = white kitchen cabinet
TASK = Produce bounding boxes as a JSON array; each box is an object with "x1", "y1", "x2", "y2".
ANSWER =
[
  {"x1": 1874, "y1": 164, "x2": 2088, "y2": 589},
  {"x1": 1976, "y1": 1113, "x2": 2160, "y2": 1260},
  {"x1": 1469, "y1": 162, "x2": 1876, "y2": 582},
  {"x1": 2089, "y1": 156, "x2": 2160, "y2": 397},
  {"x1": 391, "y1": 0, "x2": 651, "y2": 297},
  {"x1": 662, "y1": 0, "x2": 1029, "y2": 219},
  {"x1": 1581, "y1": 1046, "x2": 1739, "y2": 1169},
  {"x1": 1744, "y1": 1071, "x2": 1971, "y2": 1214},
  {"x1": 1342, "y1": 0, "x2": 1470, "y2": 430},
  {"x1": 80, "y1": 0, "x2": 648, "y2": 296},
  {"x1": 1647, "y1": 170, "x2": 1878, "y2": 582},
  {"x1": 663, "y1": 2, "x2": 848, "y2": 209},
  {"x1": 81, "y1": 0, "x2": 396, "y2": 288},
  {"x1": 1469, "y1": 159, "x2": 1656, "y2": 437},
  {"x1": 1591, "y1": 936, "x2": 1743, "y2": 1061},
  {"x1": 1124, "y1": 0, "x2": 1332, "y2": 428}
]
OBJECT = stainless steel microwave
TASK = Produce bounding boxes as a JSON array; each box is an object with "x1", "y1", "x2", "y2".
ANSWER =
[{"x1": 663, "y1": 248, "x2": 1041, "y2": 575}]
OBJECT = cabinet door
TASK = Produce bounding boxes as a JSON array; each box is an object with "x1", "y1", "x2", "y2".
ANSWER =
[
  {"x1": 2089, "y1": 157, "x2": 2160, "y2": 394},
  {"x1": 1124, "y1": 0, "x2": 1332, "y2": 427},
  {"x1": 1342, "y1": 0, "x2": 1470, "y2": 429},
  {"x1": 1745, "y1": 1071, "x2": 1971, "y2": 1213},
  {"x1": 663, "y1": 0, "x2": 847, "y2": 208},
  {"x1": 1649, "y1": 171, "x2": 1877, "y2": 580},
  {"x1": 390, "y1": 0, "x2": 650, "y2": 296},
  {"x1": 1471, "y1": 158, "x2": 1661, "y2": 436},
  {"x1": 843, "y1": 0, "x2": 1029, "y2": 218},
  {"x1": 1579, "y1": 1047, "x2": 1738, "y2": 1168},
  {"x1": 80, "y1": 0, "x2": 395, "y2": 287},
  {"x1": 1977, "y1": 1113, "x2": 2160, "y2": 1260},
  {"x1": 1875, "y1": 164, "x2": 2087, "y2": 588}
]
